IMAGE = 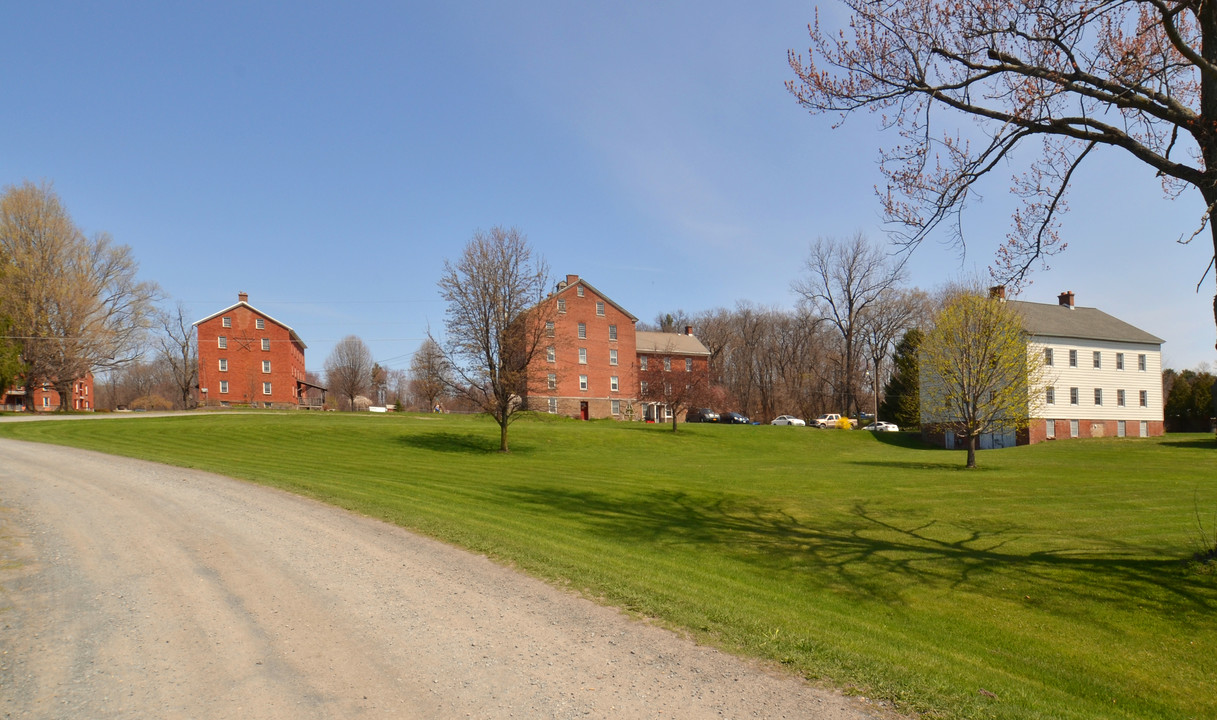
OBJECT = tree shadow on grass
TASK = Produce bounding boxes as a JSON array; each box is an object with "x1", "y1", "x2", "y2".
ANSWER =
[
  {"x1": 1159, "y1": 437, "x2": 1217, "y2": 449},
  {"x1": 397, "y1": 431, "x2": 503, "y2": 454},
  {"x1": 497, "y1": 485, "x2": 1217, "y2": 617}
]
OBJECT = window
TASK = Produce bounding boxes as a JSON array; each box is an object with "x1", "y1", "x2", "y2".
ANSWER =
[
  {"x1": 1069, "y1": 349, "x2": 1078, "y2": 367},
  {"x1": 640, "y1": 380, "x2": 648, "y2": 394},
  {"x1": 576, "y1": 285, "x2": 584, "y2": 297},
  {"x1": 220, "y1": 380, "x2": 229, "y2": 394},
  {"x1": 609, "y1": 324, "x2": 617, "y2": 341},
  {"x1": 1116, "y1": 353, "x2": 1124, "y2": 370},
  {"x1": 547, "y1": 373, "x2": 556, "y2": 390},
  {"x1": 1045, "y1": 387, "x2": 1055, "y2": 405},
  {"x1": 640, "y1": 356, "x2": 648, "y2": 371},
  {"x1": 578, "y1": 322, "x2": 586, "y2": 339},
  {"x1": 579, "y1": 374, "x2": 588, "y2": 391},
  {"x1": 609, "y1": 349, "x2": 618, "y2": 366},
  {"x1": 1070, "y1": 387, "x2": 1079, "y2": 405},
  {"x1": 596, "y1": 301, "x2": 605, "y2": 316},
  {"x1": 42, "y1": 397, "x2": 49, "y2": 408},
  {"x1": 1045, "y1": 420, "x2": 1056, "y2": 439},
  {"x1": 548, "y1": 398, "x2": 557, "y2": 414},
  {"x1": 611, "y1": 399, "x2": 620, "y2": 415},
  {"x1": 1138, "y1": 354, "x2": 1147, "y2": 371},
  {"x1": 610, "y1": 376, "x2": 619, "y2": 392},
  {"x1": 685, "y1": 358, "x2": 692, "y2": 372},
  {"x1": 218, "y1": 336, "x2": 227, "y2": 349},
  {"x1": 547, "y1": 346, "x2": 555, "y2": 363},
  {"x1": 1044, "y1": 348, "x2": 1054, "y2": 365},
  {"x1": 557, "y1": 298, "x2": 566, "y2": 313},
  {"x1": 256, "y1": 318, "x2": 265, "y2": 330},
  {"x1": 262, "y1": 382, "x2": 272, "y2": 395},
  {"x1": 1117, "y1": 389, "x2": 1125, "y2": 407},
  {"x1": 219, "y1": 359, "x2": 228, "y2": 372},
  {"x1": 1094, "y1": 388, "x2": 1103, "y2": 405},
  {"x1": 261, "y1": 338, "x2": 270, "y2": 351},
  {"x1": 222, "y1": 316, "x2": 231, "y2": 328},
  {"x1": 1139, "y1": 390, "x2": 1148, "y2": 407},
  {"x1": 1117, "y1": 420, "x2": 1126, "y2": 437},
  {"x1": 664, "y1": 357, "x2": 671, "y2": 372},
  {"x1": 262, "y1": 360, "x2": 271, "y2": 373},
  {"x1": 1070, "y1": 419, "x2": 1079, "y2": 438},
  {"x1": 578, "y1": 348, "x2": 587, "y2": 364},
  {"x1": 545, "y1": 321, "x2": 554, "y2": 337},
  {"x1": 1093, "y1": 351, "x2": 1102, "y2": 369}
]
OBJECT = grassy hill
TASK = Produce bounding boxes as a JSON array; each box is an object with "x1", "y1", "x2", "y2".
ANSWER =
[{"x1": 2, "y1": 412, "x2": 1214, "y2": 719}]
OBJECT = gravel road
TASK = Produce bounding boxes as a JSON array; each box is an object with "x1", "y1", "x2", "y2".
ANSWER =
[{"x1": 0, "y1": 438, "x2": 890, "y2": 719}]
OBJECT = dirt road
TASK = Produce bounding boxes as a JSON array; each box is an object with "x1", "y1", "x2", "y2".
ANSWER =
[{"x1": 0, "y1": 438, "x2": 887, "y2": 719}]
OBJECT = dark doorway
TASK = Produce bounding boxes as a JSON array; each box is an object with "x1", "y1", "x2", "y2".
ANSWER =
[{"x1": 580, "y1": 401, "x2": 589, "y2": 420}]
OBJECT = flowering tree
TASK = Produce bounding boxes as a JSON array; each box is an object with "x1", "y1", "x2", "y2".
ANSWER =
[{"x1": 788, "y1": 0, "x2": 1217, "y2": 348}]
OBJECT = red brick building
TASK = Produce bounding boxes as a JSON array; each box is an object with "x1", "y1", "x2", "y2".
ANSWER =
[
  {"x1": 194, "y1": 292, "x2": 320, "y2": 409},
  {"x1": 1, "y1": 374, "x2": 95, "y2": 411},
  {"x1": 526, "y1": 275, "x2": 710, "y2": 420}
]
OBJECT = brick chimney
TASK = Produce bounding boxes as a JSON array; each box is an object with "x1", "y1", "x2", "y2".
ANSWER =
[
  {"x1": 989, "y1": 285, "x2": 1006, "y2": 300},
  {"x1": 238, "y1": 291, "x2": 249, "y2": 303},
  {"x1": 684, "y1": 326, "x2": 694, "y2": 336},
  {"x1": 566, "y1": 274, "x2": 579, "y2": 286},
  {"x1": 1058, "y1": 291, "x2": 1075, "y2": 308}
]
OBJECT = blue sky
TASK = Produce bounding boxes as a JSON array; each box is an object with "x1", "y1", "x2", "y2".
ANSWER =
[{"x1": 5, "y1": 1, "x2": 1215, "y2": 373}]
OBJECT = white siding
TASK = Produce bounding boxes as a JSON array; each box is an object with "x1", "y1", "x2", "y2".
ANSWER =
[{"x1": 1027, "y1": 336, "x2": 1162, "y2": 422}]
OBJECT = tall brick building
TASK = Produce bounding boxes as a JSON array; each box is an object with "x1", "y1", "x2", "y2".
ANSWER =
[
  {"x1": 195, "y1": 292, "x2": 319, "y2": 408},
  {"x1": 526, "y1": 275, "x2": 710, "y2": 421}
]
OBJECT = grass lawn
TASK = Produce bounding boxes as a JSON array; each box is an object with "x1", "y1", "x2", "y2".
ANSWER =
[{"x1": 2, "y1": 412, "x2": 1214, "y2": 719}]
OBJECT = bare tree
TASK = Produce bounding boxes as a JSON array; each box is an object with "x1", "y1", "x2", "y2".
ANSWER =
[
  {"x1": 793, "y1": 233, "x2": 904, "y2": 418},
  {"x1": 788, "y1": 0, "x2": 1217, "y2": 348},
  {"x1": 408, "y1": 337, "x2": 452, "y2": 411},
  {"x1": 0, "y1": 181, "x2": 158, "y2": 409},
  {"x1": 156, "y1": 302, "x2": 197, "y2": 409},
  {"x1": 324, "y1": 335, "x2": 374, "y2": 411},
  {"x1": 433, "y1": 226, "x2": 551, "y2": 452},
  {"x1": 859, "y1": 287, "x2": 931, "y2": 422}
]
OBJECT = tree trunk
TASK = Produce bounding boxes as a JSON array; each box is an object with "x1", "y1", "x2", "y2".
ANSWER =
[
  {"x1": 499, "y1": 419, "x2": 509, "y2": 452},
  {"x1": 671, "y1": 412, "x2": 678, "y2": 432},
  {"x1": 966, "y1": 436, "x2": 977, "y2": 469}
]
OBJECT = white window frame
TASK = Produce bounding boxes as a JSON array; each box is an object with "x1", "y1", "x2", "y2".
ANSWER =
[
  {"x1": 640, "y1": 356, "x2": 648, "y2": 371},
  {"x1": 685, "y1": 357, "x2": 692, "y2": 372},
  {"x1": 557, "y1": 298, "x2": 566, "y2": 313},
  {"x1": 1138, "y1": 354, "x2": 1147, "y2": 371},
  {"x1": 262, "y1": 382, "x2": 272, "y2": 396},
  {"x1": 579, "y1": 374, "x2": 588, "y2": 391},
  {"x1": 222, "y1": 316, "x2": 231, "y2": 328},
  {"x1": 218, "y1": 336, "x2": 227, "y2": 349},
  {"x1": 548, "y1": 398, "x2": 557, "y2": 414},
  {"x1": 610, "y1": 376, "x2": 619, "y2": 392},
  {"x1": 596, "y1": 301, "x2": 604, "y2": 316},
  {"x1": 1070, "y1": 387, "x2": 1079, "y2": 405},
  {"x1": 1093, "y1": 351, "x2": 1102, "y2": 369},
  {"x1": 578, "y1": 322, "x2": 586, "y2": 339},
  {"x1": 578, "y1": 348, "x2": 587, "y2": 364},
  {"x1": 1117, "y1": 389, "x2": 1125, "y2": 407},
  {"x1": 262, "y1": 360, "x2": 271, "y2": 374},
  {"x1": 256, "y1": 318, "x2": 265, "y2": 329},
  {"x1": 664, "y1": 357, "x2": 671, "y2": 372},
  {"x1": 219, "y1": 359, "x2": 228, "y2": 372},
  {"x1": 1116, "y1": 352, "x2": 1124, "y2": 370},
  {"x1": 261, "y1": 338, "x2": 271, "y2": 351},
  {"x1": 1069, "y1": 349, "x2": 1078, "y2": 367},
  {"x1": 609, "y1": 349, "x2": 618, "y2": 366},
  {"x1": 1094, "y1": 388, "x2": 1102, "y2": 405},
  {"x1": 576, "y1": 285, "x2": 584, "y2": 297},
  {"x1": 545, "y1": 321, "x2": 555, "y2": 337},
  {"x1": 547, "y1": 373, "x2": 556, "y2": 390},
  {"x1": 220, "y1": 380, "x2": 229, "y2": 394},
  {"x1": 547, "y1": 346, "x2": 555, "y2": 363},
  {"x1": 611, "y1": 399, "x2": 620, "y2": 415},
  {"x1": 609, "y1": 324, "x2": 617, "y2": 341},
  {"x1": 1139, "y1": 390, "x2": 1148, "y2": 407},
  {"x1": 1044, "y1": 348, "x2": 1053, "y2": 366},
  {"x1": 1045, "y1": 387, "x2": 1054, "y2": 405}
]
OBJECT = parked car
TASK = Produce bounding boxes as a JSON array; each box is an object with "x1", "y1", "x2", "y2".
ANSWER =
[
  {"x1": 771, "y1": 415, "x2": 806, "y2": 426},
  {"x1": 720, "y1": 411, "x2": 750, "y2": 424},
  {"x1": 686, "y1": 408, "x2": 720, "y2": 423},
  {"x1": 812, "y1": 413, "x2": 842, "y2": 428},
  {"x1": 865, "y1": 421, "x2": 900, "y2": 432}
]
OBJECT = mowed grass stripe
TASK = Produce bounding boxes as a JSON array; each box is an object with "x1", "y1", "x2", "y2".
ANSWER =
[{"x1": 1, "y1": 413, "x2": 1214, "y2": 720}]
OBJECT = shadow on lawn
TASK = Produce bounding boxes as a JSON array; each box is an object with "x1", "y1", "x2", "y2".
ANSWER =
[
  {"x1": 398, "y1": 431, "x2": 500, "y2": 454},
  {"x1": 498, "y1": 485, "x2": 1217, "y2": 615}
]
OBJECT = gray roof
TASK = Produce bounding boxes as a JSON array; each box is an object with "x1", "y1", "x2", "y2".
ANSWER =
[
  {"x1": 635, "y1": 331, "x2": 710, "y2": 356},
  {"x1": 1008, "y1": 300, "x2": 1163, "y2": 346}
]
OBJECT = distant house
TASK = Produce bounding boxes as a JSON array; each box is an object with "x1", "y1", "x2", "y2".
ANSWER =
[
  {"x1": 525, "y1": 274, "x2": 711, "y2": 421},
  {"x1": 194, "y1": 292, "x2": 324, "y2": 409},
  {"x1": 1, "y1": 373, "x2": 95, "y2": 412},
  {"x1": 635, "y1": 329, "x2": 712, "y2": 423},
  {"x1": 922, "y1": 289, "x2": 1164, "y2": 448}
]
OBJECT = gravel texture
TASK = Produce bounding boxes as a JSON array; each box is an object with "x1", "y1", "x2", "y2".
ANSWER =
[{"x1": 0, "y1": 437, "x2": 893, "y2": 719}]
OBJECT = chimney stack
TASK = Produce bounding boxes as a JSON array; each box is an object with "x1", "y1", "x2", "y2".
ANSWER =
[
  {"x1": 566, "y1": 274, "x2": 579, "y2": 286},
  {"x1": 238, "y1": 291, "x2": 249, "y2": 303},
  {"x1": 685, "y1": 326, "x2": 693, "y2": 336},
  {"x1": 1058, "y1": 291, "x2": 1075, "y2": 308},
  {"x1": 989, "y1": 285, "x2": 1006, "y2": 300}
]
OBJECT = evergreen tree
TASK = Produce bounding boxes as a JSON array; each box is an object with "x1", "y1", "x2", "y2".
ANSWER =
[{"x1": 880, "y1": 328, "x2": 922, "y2": 428}]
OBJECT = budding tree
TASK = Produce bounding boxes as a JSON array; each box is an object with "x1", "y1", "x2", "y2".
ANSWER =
[{"x1": 789, "y1": 0, "x2": 1217, "y2": 349}]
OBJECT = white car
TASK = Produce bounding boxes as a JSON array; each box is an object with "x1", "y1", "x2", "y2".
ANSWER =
[
  {"x1": 771, "y1": 415, "x2": 806, "y2": 426},
  {"x1": 866, "y1": 421, "x2": 900, "y2": 432}
]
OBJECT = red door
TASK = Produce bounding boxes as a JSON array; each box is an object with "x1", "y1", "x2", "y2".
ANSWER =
[{"x1": 580, "y1": 401, "x2": 589, "y2": 420}]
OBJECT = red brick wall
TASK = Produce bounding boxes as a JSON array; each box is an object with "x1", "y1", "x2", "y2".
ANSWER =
[
  {"x1": 197, "y1": 301, "x2": 307, "y2": 408},
  {"x1": 16, "y1": 374, "x2": 96, "y2": 411}
]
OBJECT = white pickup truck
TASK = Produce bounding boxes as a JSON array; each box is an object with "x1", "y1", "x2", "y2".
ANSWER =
[{"x1": 813, "y1": 413, "x2": 858, "y2": 429}]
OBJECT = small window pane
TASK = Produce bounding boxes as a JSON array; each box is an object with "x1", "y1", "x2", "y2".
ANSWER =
[
  {"x1": 609, "y1": 324, "x2": 617, "y2": 340},
  {"x1": 578, "y1": 323, "x2": 586, "y2": 339},
  {"x1": 596, "y1": 301, "x2": 605, "y2": 316},
  {"x1": 218, "y1": 336, "x2": 227, "y2": 349},
  {"x1": 256, "y1": 318, "x2": 265, "y2": 329},
  {"x1": 262, "y1": 338, "x2": 270, "y2": 351}
]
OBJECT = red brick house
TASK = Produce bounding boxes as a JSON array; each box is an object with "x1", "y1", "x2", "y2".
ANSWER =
[
  {"x1": 1, "y1": 374, "x2": 95, "y2": 411},
  {"x1": 526, "y1": 275, "x2": 710, "y2": 420},
  {"x1": 194, "y1": 292, "x2": 322, "y2": 409}
]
